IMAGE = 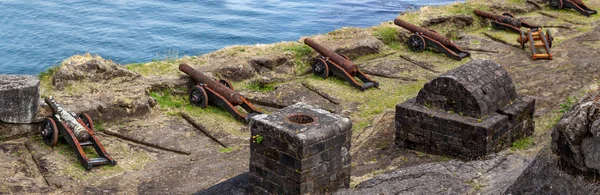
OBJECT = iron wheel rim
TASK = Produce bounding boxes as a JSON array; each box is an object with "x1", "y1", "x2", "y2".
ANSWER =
[
  {"x1": 79, "y1": 113, "x2": 94, "y2": 130},
  {"x1": 408, "y1": 35, "x2": 426, "y2": 52},
  {"x1": 41, "y1": 118, "x2": 58, "y2": 147},
  {"x1": 312, "y1": 58, "x2": 329, "y2": 79},
  {"x1": 219, "y1": 79, "x2": 234, "y2": 90},
  {"x1": 190, "y1": 85, "x2": 208, "y2": 108}
]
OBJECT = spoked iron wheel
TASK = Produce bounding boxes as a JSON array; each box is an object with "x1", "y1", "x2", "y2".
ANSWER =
[
  {"x1": 189, "y1": 85, "x2": 208, "y2": 108},
  {"x1": 546, "y1": 29, "x2": 553, "y2": 48},
  {"x1": 408, "y1": 34, "x2": 426, "y2": 52},
  {"x1": 79, "y1": 113, "x2": 94, "y2": 130},
  {"x1": 312, "y1": 58, "x2": 329, "y2": 79},
  {"x1": 41, "y1": 118, "x2": 59, "y2": 147},
  {"x1": 219, "y1": 79, "x2": 234, "y2": 90},
  {"x1": 549, "y1": 0, "x2": 563, "y2": 10}
]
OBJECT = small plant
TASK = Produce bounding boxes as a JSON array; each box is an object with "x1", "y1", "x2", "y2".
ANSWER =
[
  {"x1": 247, "y1": 82, "x2": 277, "y2": 93},
  {"x1": 559, "y1": 97, "x2": 575, "y2": 114},
  {"x1": 252, "y1": 135, "x2": 264, "y2": 144},
  {"x1": 477, "y1": 118, "x2": 483, "y2": 123},
  {"x1": 511, "y1": 137, "x2": 534, "y2": 151}
]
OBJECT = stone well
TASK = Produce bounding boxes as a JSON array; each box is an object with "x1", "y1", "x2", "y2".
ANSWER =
[
  {"x1": 396, "y1": 60, "x2": 535, "y2": 159},
  {"x1": 0, "y1": 74, "x2": 40, "y2": 124},
  {"x1": 248, "y1": 103, "x2": 351, "y2": 195}
]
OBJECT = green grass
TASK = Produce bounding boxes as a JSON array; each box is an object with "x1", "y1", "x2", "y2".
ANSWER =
[
  {"x1": 373, "y1": 27, "x2": 399, "y2": 45},
  {"x1": 247, "y1": 82, "x2": 277, "y2": 93},
  {"x1": 284, "y1": 44, "x2": 314, "y2": 74},
  {"x1": 218, "y1": 147, "x2": 235, "y2": 153},
  {"x1": 511, "y1": 137, "x2": 534, "y2": 151},
  {"x1": 559, "y1": 96, "x2": 575, "y2": 114}
]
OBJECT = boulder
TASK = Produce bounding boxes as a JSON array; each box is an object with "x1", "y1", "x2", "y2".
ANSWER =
[
  {"x1": 53, "y1": 58, "x2": 140, "y2": 90},
  {"x1": 0, "y1": 75, "x2": 40, "y2": 123},
  {"x1": 551, "y1": 89, "x2": 600, "y2": 173}
]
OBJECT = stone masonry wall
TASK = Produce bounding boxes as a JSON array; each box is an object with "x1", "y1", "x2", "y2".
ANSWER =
[
  {"x1": 248, "y1": 103, "x2": 352, "y2": 194},
  {"x1": 396, "y1": 60, "x2": 535, "y2": 159}
]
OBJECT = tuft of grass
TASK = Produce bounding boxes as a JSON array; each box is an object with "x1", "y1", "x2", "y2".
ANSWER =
[
  {"x1": 150, "y1": 90, "x2": 186, "y2": 108},
  {"x1": 284, "y1": 44, "x2": 313, "y2": 74},
  {"x1": 559, "y1": 97, "x2": 575, "y2": 114},
  {"x1": 373, "y1": 27, "x2": 399, "y2": 45},
  {"x1": 511, "y1": 137, "x2": 534, "y2": 151},
  {"x1": 247, "y1": 82, "x2": 277, "y2": 93}
]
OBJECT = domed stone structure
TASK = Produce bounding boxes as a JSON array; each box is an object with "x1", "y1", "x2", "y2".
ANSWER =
[{"x1": 396, "y1": 60, "x2": 535, "y2": 159}]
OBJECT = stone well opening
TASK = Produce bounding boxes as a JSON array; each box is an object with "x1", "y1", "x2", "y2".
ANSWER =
[{"x1": 285, "y1": 113, "x2": 316, "y2": 125}]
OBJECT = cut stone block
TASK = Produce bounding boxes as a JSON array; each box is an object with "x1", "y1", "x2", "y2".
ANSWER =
[
  {"x1": 0, "y1": 75, "x2": 40, "y2": 124},
  {"x1": 396, "y1": 60, "x2": 535, "y2": 159},
  {"x1": 249, "y1": 103, "x2": 351, "y2": 195}
]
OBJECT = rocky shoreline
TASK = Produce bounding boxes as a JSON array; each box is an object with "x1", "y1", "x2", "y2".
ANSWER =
[{"x1": 2, "y1": 0, "x2": 600, "y2": 194}]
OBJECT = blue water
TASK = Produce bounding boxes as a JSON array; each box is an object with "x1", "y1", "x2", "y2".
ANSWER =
[{"x1": 0, "y1": 0, "x2": 460, "y2": 75}]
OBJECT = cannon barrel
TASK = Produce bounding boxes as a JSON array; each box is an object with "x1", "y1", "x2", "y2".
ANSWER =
[
  {"x1": 179, "y1": 63, "x2": 243, "y2": 105},
  {"x1": 473, "y1": 10, "x2": 522, "y2": 28},
  {"x1": 394, "y1": 18, "x2": 454, "y2": 47},
  {"x1": 44, "y1": 97, "x2": 90, "y2": 142},
  {"x1": 303, "y1": 38, "x2": 358, "y2": 75},
  {"x1": 473, "y1": 9, "x2": 503, "y2": 21}
]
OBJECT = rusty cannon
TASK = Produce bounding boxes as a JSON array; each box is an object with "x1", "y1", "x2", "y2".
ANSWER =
[
  {"x1": 41, "y1": 97, "x2": 116, "y2": 170},
  {"x1": 550, "y1": 0, "x2": 597, "y2": 17},
  {"x1": 394, "y1": 19, "x2": 470, "y2": 60},
  {"x1": 179, "y1": 63, "x2": 261, "y2": 123},
  {"x1": 303, "y1": 38, "x2": 379, "y2": 91},
  {"x1": 473, "y1": 10, "x2": 539, "y2": 33}
]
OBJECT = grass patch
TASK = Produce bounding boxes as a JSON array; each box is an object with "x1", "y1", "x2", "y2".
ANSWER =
[
  {"x1": 247, "y1": 82, "x2": 277, "y2": 93},
  {"x1": 559, "y1": 96, "x2": 575, "y2": 114},
  {"x1": 38, "y1": 65, "x2": 61, "y2": 96},
  {"x1": 218, "y1": 147, "x2": 236, "y2": 153},
  {"x1": 284, "y1": 44, "x2": 313, "y2": 74},
  {"x1": 511, "y1": 137, "x2": 534, "y2": 151},
  {"x1": 373, "y1": 27, "x2": 399, "y2": 45}
]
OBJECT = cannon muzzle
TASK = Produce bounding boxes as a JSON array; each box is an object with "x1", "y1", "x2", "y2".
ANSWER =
[
  {"x1": 303, "y1": 38, "x2": 358, "y2": 75},
  {"x1": 179, "y1": 63, "x2": 243, "y2": 105}
]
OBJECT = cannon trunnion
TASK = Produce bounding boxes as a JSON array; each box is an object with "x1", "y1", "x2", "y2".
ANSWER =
[
  {"x1": 303, "y1": 38, "x2": 379, "y2": 91},
  {"x1": 394, "y1": 19, "x2": 470, "y2": 60},
  {"x1": 41, "y1": 97, "x2": 116, "y2": 170},
  {"x1": 180, "y1": 63, "x2": 262, "y2": 123}
]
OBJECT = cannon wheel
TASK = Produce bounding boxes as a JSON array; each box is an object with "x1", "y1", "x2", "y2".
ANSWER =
[
  {"x1": 408, "y1": 34, "x2": 426, "y2": 52},
  {"x1": 79, "y1": 113, "x2": 94, "y2": 130},
  {"x1": 219, "y1": 79, "x2": 234, "y2": 91},
  {"x1": 546, "y1": 29, "x2": 553, "y2": 48},
  {"x1": 190, "y1": 85, "x2": 208, "y2": 108},
  {"x1": 312, "y1": 58, "x2": 329, "y2": 79},
  {"x1": 519, "y1": 30, "x2": 526, "y2": 49},
  {"x1": 41, "y1": 118, "x2": 59, "y2": 147},
  {"x1": 340, "y1": 54, "x2": 350, "y2": 61},
  {"x1": 549, "y1": 0, "x2": 563, "y2": 10}
]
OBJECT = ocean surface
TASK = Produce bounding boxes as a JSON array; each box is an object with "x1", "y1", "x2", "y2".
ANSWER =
[{"x1": 0, "y1": 0, "x2": 461, "y2": 75}]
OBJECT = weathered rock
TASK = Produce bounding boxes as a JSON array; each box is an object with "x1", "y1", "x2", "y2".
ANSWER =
[
  {"x1": 52, "y1": 58, "x2": 139, "y2": 90},
  {"x1": 0, "y1": 75, "x2": 40, "y2": 124},
  {"x1": 248, "y1": 54, "x2": 290, "y2": 73},
  {"x1": 243, "y1": 83, "x2": 340, "y2": 113},
  {"x1": 505, "y1": 147, "x2": 600, "y2": 194},
  {"x1": 422, "y1": 15, "x2": 474, "y2": 29},
  {"x1": 304, "y1": 27, "x2": 384, "y2": 58},
  {"x1": 396, "y1": 60, "x2": 535, "y2": 159},
  {"x1": 551, "y1": 89, "x2": 600, "y2": 173}
]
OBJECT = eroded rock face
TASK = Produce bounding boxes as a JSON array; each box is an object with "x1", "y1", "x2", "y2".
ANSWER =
[
  {"x1": 422, "y1": 15, "x2": 474, "y2": 29},
  {"x1": 53, "y1": 58, "x2": 140, "y2": 90},
  {"x1": 551, "y1": 89, "x2": 600, "y2": 173},
  {"x1": 0, "y1": 75, "x2": 40, "y2": 124}
]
